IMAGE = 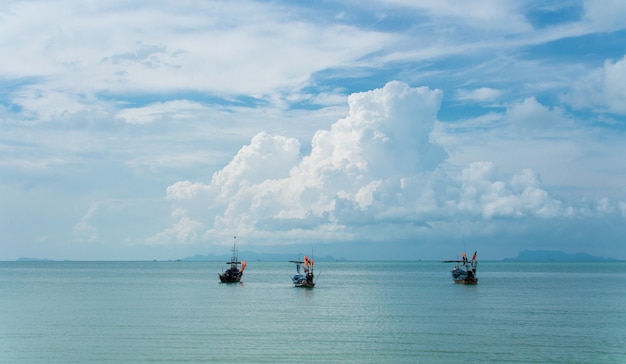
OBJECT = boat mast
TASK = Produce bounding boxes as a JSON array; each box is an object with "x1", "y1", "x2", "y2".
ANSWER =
[{"x1": 231, "y1": 236, "x2": 238, "y2": 268}]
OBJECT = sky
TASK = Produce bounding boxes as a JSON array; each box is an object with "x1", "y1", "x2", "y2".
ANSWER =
[{"x1": 1, "y1": 0, "x2": 626, "y2": 261}]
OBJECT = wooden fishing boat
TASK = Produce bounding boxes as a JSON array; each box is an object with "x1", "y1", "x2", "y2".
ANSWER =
[
  {"x1": 218, "y1": 237, "x2": 246, "y2": 283},
  {"x1": 444, "y1": 251, "x2": 478, "y2": 284},
  {"x1": 289, "y1": 255, "x2": 315, "y2": 288}
]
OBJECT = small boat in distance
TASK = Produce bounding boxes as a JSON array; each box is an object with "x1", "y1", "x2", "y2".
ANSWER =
[
  {"x1": 289, "y1": 255, "x2": 315, "y2": 288},
  {"x1": 218, "y1": 236, "x2": 246, "y2": 283},
  {"x1": 443, "y1": 251, "x2": 478, "y2": 285}
]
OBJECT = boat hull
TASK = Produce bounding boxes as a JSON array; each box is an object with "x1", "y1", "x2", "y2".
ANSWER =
[
  {"x1": 292, "y1": 273, "x2": 314, "y2": 288},
  {"x1": 451, "y1": 269, "x2": 477, "y2": 285},
  {"x1": 294, "y1": 283, "x2": 315, "y2": 288},
  {"x1": 218, "y1": 270, "x2": 243, "y2": 283},
  {"x1": 453, "y1": 278, "x2": 478, "y2": 285}
]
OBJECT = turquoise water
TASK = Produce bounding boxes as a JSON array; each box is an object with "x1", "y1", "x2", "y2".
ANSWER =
[{"x1": 1, "y1": 261, "x2": 625, "y2": 363}]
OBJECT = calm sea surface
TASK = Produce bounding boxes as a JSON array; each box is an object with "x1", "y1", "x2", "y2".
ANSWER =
[{"x1": 1, "y1": 260, "x2": 625, "y2": 363}]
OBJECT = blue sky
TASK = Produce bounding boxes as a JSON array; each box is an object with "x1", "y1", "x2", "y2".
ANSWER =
[{"x1": 1, "y1": 0, "x2": 626, "y2": 261}]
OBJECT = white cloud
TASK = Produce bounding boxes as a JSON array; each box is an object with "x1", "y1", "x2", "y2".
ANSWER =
[
  {"x1": 583, "y1": 0, "x2": 626, "y2": 32},
  {"x1": 456, "y1": 162, "x2": 561, "y2": 219},
  {"x1": 211, "y1": 132, "x2": 301, "y2": 191},
  {"x1": 12, "y1": 88, "x2": 94, "y2": 122},
  {"x1": 505, "y1": 97, "x2": 568, "y2": 129},
  {"x1": 456, "y1": 87, "x2": 503, "y2": 102},
  {"x1": 116, "y1": 100, "x2": 207, "y2": 124},
  {"x1": 147, "y1": 208, "x2": 204, "y2": 245},
  {"x1": 73, "y1": 202, "x2": 100, "y2": 243},
  {"x1": 601, "y1": 57, "x2": 626, "y2": 115},
  {"x1": 381, "y1": 0, "x2": 531, "y2": 32},
  {"x1": 166, "y1": 181, "x2": 211, "y2": 201},
  {"x1": 565, "y1": 54, "x2": 626, "y2": 115}
]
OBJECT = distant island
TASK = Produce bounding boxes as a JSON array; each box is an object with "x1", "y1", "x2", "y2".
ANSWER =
[
  {"x1": 504, "y1": 250, "x2": 616, "y2": 262},
  {"x1": 16, "y1": 257, "x2": 54, "y2": 262}
]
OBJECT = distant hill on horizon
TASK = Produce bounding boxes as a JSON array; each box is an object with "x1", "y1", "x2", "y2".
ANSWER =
[
  {"x1": 504, "y1": 250, "x2": 616, "y2": 261},
  {"x1": 16, "y1": 257, "x2": 54, "y2": 262}
]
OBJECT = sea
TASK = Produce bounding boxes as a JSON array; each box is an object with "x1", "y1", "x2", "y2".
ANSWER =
[{"x1": 1, "y1": 260, "x2": 625, "y2": 363}]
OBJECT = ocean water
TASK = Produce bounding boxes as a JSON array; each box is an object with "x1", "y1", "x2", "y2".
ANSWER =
[{"x1": 1, "y1": 260, "x2": 625, "y2": 363}]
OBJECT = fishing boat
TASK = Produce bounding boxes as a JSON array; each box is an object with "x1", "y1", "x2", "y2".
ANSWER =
[
  {"x1": 218, "y1": 237, "x2": 246, "y2": 283},
  {"x1": 444, "y1": 251, "x2": 478, "y2": 284},
  {"x1": 289, "y1": 255, "x2": 315, "y2": 288}
]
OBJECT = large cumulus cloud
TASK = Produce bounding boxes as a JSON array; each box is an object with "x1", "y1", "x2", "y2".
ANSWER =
[{"x1": 152, "y1": 81, "x2": 582, "y2": 246}]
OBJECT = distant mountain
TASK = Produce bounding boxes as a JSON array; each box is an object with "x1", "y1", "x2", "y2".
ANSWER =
[
  {"x1": 504, "y1": 250, "x2": 615, "y2": 261},
  {"x1": 16, "y1": 257, "x2": 54, "y2": 262},
  {"x1": 181, "y1": 251, "x2": 344, "y2": 262}
]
